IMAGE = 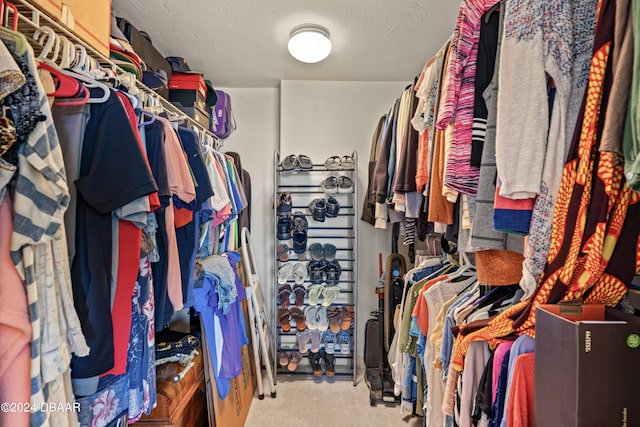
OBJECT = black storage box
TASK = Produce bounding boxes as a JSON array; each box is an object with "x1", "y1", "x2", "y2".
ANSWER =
[
  {"x1": 535, "y1": 304, "x2": 640, "y2": 427},
  {"x1": 177, "y1": 105, "x2": 211, "y2": 130},
  {"x1": 169, "y1": 89, "x2": 207, "y2": 112}
]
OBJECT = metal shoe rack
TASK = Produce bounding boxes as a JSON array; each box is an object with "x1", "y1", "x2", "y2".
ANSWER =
[{"x1": 273, "y1": 151, "x2": 358, "y2": 385}]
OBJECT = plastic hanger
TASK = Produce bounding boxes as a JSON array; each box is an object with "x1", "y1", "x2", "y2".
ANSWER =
[
  {"x1": 3, "y1": 1, "x2": 18, "y2": 32},
  {"x1": 62, "y1": 69, "x2": 111, "y2": 103},
  {"x1": 138, "y1": 109, "x2": 155, "y2": 126},
  {"x1": 52, "y1": 84, "x2": 89, "y2": 107},
  {"x1": 0, "y1": 24, "x2": 26, "y2": 55},
  {"x1": 37, "y1": 61, "x2": 82, "y2": 98}
]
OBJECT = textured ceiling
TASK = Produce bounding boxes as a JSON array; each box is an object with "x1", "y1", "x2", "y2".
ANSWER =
[{"x1": 111, "y1": 0, "x2": 460, "y2": 88}]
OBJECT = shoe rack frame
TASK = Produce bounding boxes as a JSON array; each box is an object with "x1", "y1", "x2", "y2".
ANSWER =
[{"x1": 273, "y1": 151, "x2": 358, "y2": 385}]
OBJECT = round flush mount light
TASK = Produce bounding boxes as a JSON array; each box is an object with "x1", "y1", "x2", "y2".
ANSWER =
[{"x1": 288, "y1": 24, "x2": 332, "y2": 63}]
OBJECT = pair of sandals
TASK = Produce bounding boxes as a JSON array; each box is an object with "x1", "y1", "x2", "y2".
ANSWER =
[
  {"x1": 297, "y1": 330, "x2": 322, "y2": 354},
  {"x1": 279, "y1": 349, "x2": 303, "y2": 372},
  {"x1": 291, "y1": 212, "x2": 308, "y2": 254},
  {"x1": 307, "y1": 283, "x2": 341, "y2": 306},
  {"x1": 305, "y1": 306, "x2": 328, "y2": 331},
  {"x1": 321, "y1": 175, "x2": 353, "y2": 193},
  {"x1": 281, "y1": 154, "x2": 313, "y2": 171},
  {"x1": 309, "y1": 243, "x2": 336, "y2": 262},
  {"x1": 277, "y1": 262, "x2": 307, "y2": 285},
  {"x1": 327, "y1": 306, "x2": 354, "y2": 333},
  {"x1": 308, "y1": 259, "x2": 341, "y2": 285},
  {"x1": 324, "y1": 155, "x2": 355, "y2": 170},
  {"x1": 278, "y1": 283, "x2": 307, "y2": 308},
  {"x1": 278, "y1": 307, "x2": 306, "y2": 332}
]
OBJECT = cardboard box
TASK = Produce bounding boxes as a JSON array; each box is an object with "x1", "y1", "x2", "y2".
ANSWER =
[
  {"x1": 535, "y1": 304, "x2": 640, "y2": 427},
  {"x1": 200, "y1": 300, "x2": 256, "y2": 427},
  {"x1": 26, "y1": 0, "x2": 111, "y2": 57}
]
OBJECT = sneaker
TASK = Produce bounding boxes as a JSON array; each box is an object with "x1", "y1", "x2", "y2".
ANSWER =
[
  {"x1": 337, "y1": 330, "x2": 351, "y2": 354},
  {"x1": 322, "y1": 243, "x2": 337, "y2": 262},
  {"x1": 308, "y1": 243, "x2": 323, "y2": 261},
  {"x1": 322, "y1": 330, "x2": 337, "y2": 355}
]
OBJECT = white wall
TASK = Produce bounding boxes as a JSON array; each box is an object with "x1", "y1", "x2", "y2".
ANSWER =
[
  {"x1": 280, "y1": 80, "x2": 408, "y2": 358},
  {"x1": 219, "y1": 87, "x2": 280, "y2": 325}
]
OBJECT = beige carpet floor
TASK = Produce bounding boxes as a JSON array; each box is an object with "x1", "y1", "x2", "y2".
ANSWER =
[{"x1": 245, "y1": 370, "x2": 423, "y2": 427}]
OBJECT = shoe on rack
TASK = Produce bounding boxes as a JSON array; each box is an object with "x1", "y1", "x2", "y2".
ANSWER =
[
  {"x1": 292, "y1": 283, "x2": 307, "y2": 307},
  {"x1": 279, "y1": 350, "x2": 291, "y2": 367},
  {"x1": 277, "y1": 263, "x2": 294, "y2": 285},
  {"x1": 324, "y1": 155, "x2": 341, "y2": 170},
  {"x1": 307, "y1": 284, "x2": 324, "y2": 306},
  {"x1": 307, "y1": 260, "x2": 325, "y2": 285},
  {"x1": 337, "y1": 176, "x2": 354, "y2": 193},
  {"x1": 324, "y1": 260, "x2": 341, "y2": 285},
  {"x1": 291, "y1": 212, "x2": 308, "y2": 254},
  {"x1": 276, "y1": 192, "x2": 292, "y2": 216},
  {"x1": 322, "y1": 330, "x2": 338, "y2": 355},
  {"x1": 277, "y1": 243, "x2": 291, "y2": 262},
  {"x1": 321, "y1": 176, "x2": 338, "y2": 194},
  {"x1": 326, "y1": 306, "x2": 343, "y2": 333},
  {"x1": 316, "y1": 306, "x2": 329, "y2": 332},
  {"x1": 280, "y1": 154, "x2": 297, "y2": 171},
  {"x1": 278, "y1": 308, "x2": 292, "y2": 333},
  {"x1": 309, "y1": 351, "x2": 323, "y2": 376},
  {"x1": 325, "y1": 196, "x2": 340, "y2": 217},
  {"x1": 340, "y1": 155, "x2": 355, "y2": 170},
  {"x1": 308, "y1": 243, "x2": 323, "y2": 261},
  {"x1": 305, "y1": 306, "x2": 318, "y2": 330},
  {"x1": 309, "y1": 330, "x2": 322, "y2": 353},
  {"x1": 288, "y1": 351, "x2": 304, "y2": 372},
  {"x1": 278, "y1": 284, "x2": 292, "y2": 308},
  {"x1": 321, "y1": 349, "x2": 336, "y2": 376},
  {"x1": 341, "y1": 306, "x2": 354, "y2": 330},
  {"x1": 308, "y1": 198, "x2": 327, "y2": 222},
  {"x1": 277, "y1": 216, "x2": 292, "y2": 240},
  {"x1": 293, "y1": 262, "x2": 308, "y2": 285},
  {"x1": 321, "y1": 285, "x2": 341, "y2": 307},
  {"x1": 298, "y1": 154, "x2": 313, "y2": 170},
  {"x1": 297, "y1": 330, "x2": 312, "y2": 354},
  {"x1": 322, "y1": 243, "x2": 337, "y2": 262},
  {"x1": 289, "y1": 307, "x2": 307, "y2": 331},
  {"x1": 337, "y1": 330, "x2": 351, "y2": 354}
]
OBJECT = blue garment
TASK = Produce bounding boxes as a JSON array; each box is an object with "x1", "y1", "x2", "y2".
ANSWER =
[
  {"x1": 500, "y1": 335, "x2": 535, "y2": 427},
  {"x1": 127, "y1": 256, "x2": 156, "y2": 422},
  {"x1": 489, "y1": 350, "x2": 511, "y2": 427},
  {"x1": 193, "y1": 275, "x2": 230, "y2": 399},
  {"x1": 199, "y1": 255, "x2": 237, "y2": 313},
  {"x1": 440, "y1": 289, "x2": 476, "y2": 381}
]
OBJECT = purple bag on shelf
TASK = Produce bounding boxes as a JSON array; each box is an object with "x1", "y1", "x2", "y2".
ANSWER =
[{"x1": 211, "y1": 90, "x2": 236, "y2": 139}]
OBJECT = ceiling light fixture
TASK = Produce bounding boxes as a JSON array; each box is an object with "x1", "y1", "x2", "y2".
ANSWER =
[{"x1": 288, "y1": 24, "x2": 332, "y2": 63}]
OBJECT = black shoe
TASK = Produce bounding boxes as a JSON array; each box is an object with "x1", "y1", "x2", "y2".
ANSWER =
[
  {"x1": 307, "y1": 260, "x2": 326, "y2": 285},
  {"x1": 291, "y1": 212, "x2": 308, "y2": 254},
  {"x1": 325, "y1": 196, "x2": 340, "y2": 218},
  {"x1": 308, "y1": 198, "x2": 326, "y2": 222},
  {"x1": 277, "y1": 216, "x2": 292, "y2": 240},
  {"x1": 276, "y1": 192, "x2": 292, "y2": 216},
  {"x1": 320, "y1": 349, "x2": 335, "y2": 377},
  {"x1": 309, "y1": 351, "x2": 323, "y2": 376},
  {"x1": 324, "y1": 261, "x2": 341, "y2": 285}
]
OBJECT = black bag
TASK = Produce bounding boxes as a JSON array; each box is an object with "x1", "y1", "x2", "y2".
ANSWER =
[
  {"x1": 364, "y1": 318, "x2": 381, "y2": 369},
  {"x1": 116, "y1": 17, "x2": 173, "y2": 97}
]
